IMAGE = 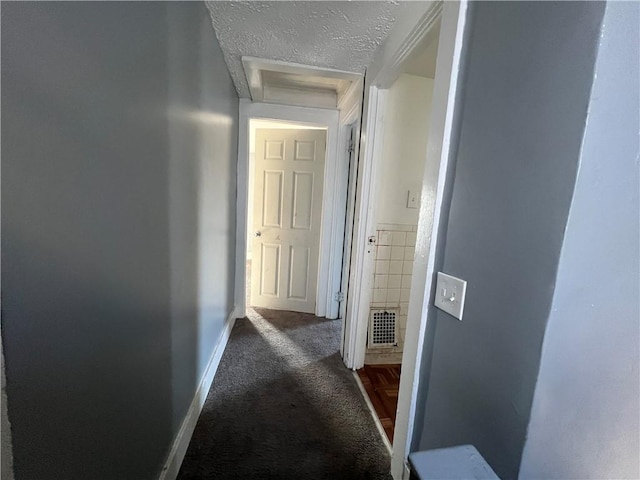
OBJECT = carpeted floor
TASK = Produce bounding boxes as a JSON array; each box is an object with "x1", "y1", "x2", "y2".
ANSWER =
[{"x1": 177, "y1": 307, "x2": 392, "y2": 480}]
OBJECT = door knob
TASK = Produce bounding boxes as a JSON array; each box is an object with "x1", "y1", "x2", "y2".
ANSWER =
[{"x1": 255, "y1": 231, "x2": 262, "y2": 237}]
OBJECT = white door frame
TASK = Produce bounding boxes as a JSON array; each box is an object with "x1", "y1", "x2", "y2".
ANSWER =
[
  {"x1": 235, "y1": 101, "x2": 341, "y2": 319},
  {"x1": 340, "y1": 1, "x2": 469, "y2": 479},
  {"x1": 342, "y1": 85, "x2": 388, "y2": 368},
  {"x1": 337, "y1": 99, "x2": 363, "y2": 359}
]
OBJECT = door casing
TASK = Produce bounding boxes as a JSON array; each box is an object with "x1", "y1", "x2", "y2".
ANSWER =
[{"x1": 337, "y1": 102, "x2": 363, "y2": 360}]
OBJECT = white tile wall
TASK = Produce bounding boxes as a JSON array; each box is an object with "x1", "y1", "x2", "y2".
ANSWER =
[
  {"x1": 375, "y1": 274, "x2": 389, "y2": 289},
  {"x1": 404, "y1": 246, "x2": 415, "y2": 260},
  {"x1": 391, "y1": 246, "x2": 405, "y2": 260},
  {"x1": 387, "y1": 288, "x2": 401, "y2": 303},
  {"x1": 388, "y1": 274, "x2": 402, "y2": 289},
  {"x1": 377, "y1": 223, "x2": 414, "y2": 232},
  {"x1": 377, "y1": 245, "x2": 391, "y2": 260},
  {"x1": 402, "y1": 260, "x2": 413, "y2": 275},
  {"x1": 373, "y1": 288, "x2": 387, "y2": 303},
  {"x1": 406, "y1": 231, "x2": 417, "y2": 247},
  {"x1": 377, "y1": 230, "x2": 393, "y2": 245},
  {"x1": 400, "y1": 289, "x2": 411, "y2": 302},
  {"x1": 389, "y1": 260, "x2": 403, "y2": 275},
  {"x1": 375, "y1": 260, "x2": 389, "y2": 274},
  {"x1": 392, "y1": 231, "x2": 407, "y2": 246},
  {"x1": 366, "y1": 224, "x2": 418, "y2": 363}
]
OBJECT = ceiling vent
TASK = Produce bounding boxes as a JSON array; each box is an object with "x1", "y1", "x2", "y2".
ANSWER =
[{"x1": 242, "y1": 57, "x2": 362, "y2": 109}]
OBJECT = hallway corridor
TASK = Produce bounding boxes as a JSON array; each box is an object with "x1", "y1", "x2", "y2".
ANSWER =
[{"x1": 178, "y1": 308, "x2": 391, "y2": 479}]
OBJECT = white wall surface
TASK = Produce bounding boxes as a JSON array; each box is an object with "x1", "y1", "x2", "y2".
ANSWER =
[{"x1": 376, "y1": 74, "x2": 434, "y2": 226}]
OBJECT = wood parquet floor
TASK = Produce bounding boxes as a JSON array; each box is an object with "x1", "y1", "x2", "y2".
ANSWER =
[{"x1": 357, "y1": 364, "x2": 401, "y2": 443}]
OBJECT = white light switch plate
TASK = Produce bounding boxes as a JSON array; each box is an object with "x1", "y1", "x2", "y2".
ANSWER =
[
  {"x1": 407, "y1": 189, "x2": 419, "y2": 209},
  {"x1": 435, "y1": 272, "x2": 467, "y2": 320}
]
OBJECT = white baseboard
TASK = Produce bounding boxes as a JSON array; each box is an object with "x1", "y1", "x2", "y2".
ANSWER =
[
  {"x1": 402, "y1": 462, "x2": 411, "y2": 480},
  {"x1": 159, "y1": 310, "x2": 237, "y2": 480},
  {"x1": 232, "y1": 305, "x2": 246, "y2": 320}
]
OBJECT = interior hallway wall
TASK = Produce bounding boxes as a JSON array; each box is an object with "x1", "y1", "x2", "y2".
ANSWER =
[
  {"x1": 1, "y1": 3, "x2": 238, "y2": 479},
  {"x1": 412, "y1": 2, "x2": 606, "y2": 478},
  {"x1": 166, "y1": 2, "x2": 238, "y2": 437},
  {"x1": 519, "y1": 2, "x2": 640, "y2": 478}
]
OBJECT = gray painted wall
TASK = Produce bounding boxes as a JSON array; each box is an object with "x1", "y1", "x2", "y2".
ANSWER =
[
  {"x1": 519, "y1": 3, "x2": 640, "y2": 478},
  {"x1": 1, "y1": 3, "x2": 238, "y2": 479},
  {"x1": 414, "y1": 2, "x2": 605, "y2": 478},
  {"x1": 1, "y1": 338, "x2": 14, "y2": 480},
  {"x1": 165, "y1": 2, "x2": 238, "y2": 434}
]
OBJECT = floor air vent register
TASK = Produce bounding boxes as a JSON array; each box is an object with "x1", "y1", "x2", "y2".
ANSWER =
[{"x1": 368, "y1": 309, "x2": 398, "y2": 348}]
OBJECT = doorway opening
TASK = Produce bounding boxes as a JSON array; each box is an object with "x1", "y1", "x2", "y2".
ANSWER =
[
  {"x1": 246, "y1": 119, "x2": 328, "y2": 314},
  {"x1": 339, "y1": 3, "x2": 468, "y2": 476},
  {"x1": 357, "y1": 72, "x2": 438, "y2": 445},
  {"x1": 351, "y1": 16, "x2": 441, "y2": 447},
  {"x1": 235, "y1": 101, "x2": 344, "y2": 321}
]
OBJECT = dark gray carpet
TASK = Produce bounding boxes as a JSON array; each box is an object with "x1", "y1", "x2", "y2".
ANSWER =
[{"x1": 177, "y1": 307, "x2": 392, "y2": 479}]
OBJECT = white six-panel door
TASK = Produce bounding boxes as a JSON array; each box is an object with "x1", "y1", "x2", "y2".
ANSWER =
[{"x1": 251, "y1": 128, "x2": 326, "y2": 313}]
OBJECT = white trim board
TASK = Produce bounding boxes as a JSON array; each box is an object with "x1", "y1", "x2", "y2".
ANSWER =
[
  {"x1": 328, "y1": 103, "x2": 361, "y2": 322},
  {"x1": 374, "y1": 2, "x2": 443, "y2": 90},
  {"x1": 343, "y1": 85, "x2": 387, "y2": 370},
  {"x1": 159, "y1": 312, "x2": 237, "y2": 480},
  {"x1": 366, "y1": 1, "x2": 442, "y2": 88},
  {"x1": 243, "y1": 56, "x2": 361, "y2": 108},
  {"x1": 235, "y1": 101, "x2": 342, "y2": 319},
  {"x1": 338, "y1": 106, "x2": 363, "y2": 360}
]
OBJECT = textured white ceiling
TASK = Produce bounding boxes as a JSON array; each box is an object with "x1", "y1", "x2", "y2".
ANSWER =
[{"x1": 206, "y1": 1, "x2": 400, "y2": 98}]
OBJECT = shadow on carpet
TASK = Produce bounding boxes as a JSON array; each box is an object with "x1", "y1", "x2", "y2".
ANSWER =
[{"x1": 177, "y1": 307, "x2": 392, "y2": 479}]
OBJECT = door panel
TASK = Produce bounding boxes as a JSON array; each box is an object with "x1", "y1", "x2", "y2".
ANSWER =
[
  {"x1": 287, "y1": 245, "x2": 310, "y2": 300},
  {"x1": 262, "y1": 170, "x2": 284, "y2": 227},
  {"x1": 294, "y1": 140, "x2": 317, "y2": 161},
  {"x1": 252, "y1": 128, "x2": 326, "y2": 313},
  {"x1": 260, "y1": 244, "x2": 280, "y2": 297},
  {"x1": 292, "y1": 172, "x2": 314, "y2": 230},
  {"x1": 265, "y1": 140, "x2": 285, "y2": 160}
]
